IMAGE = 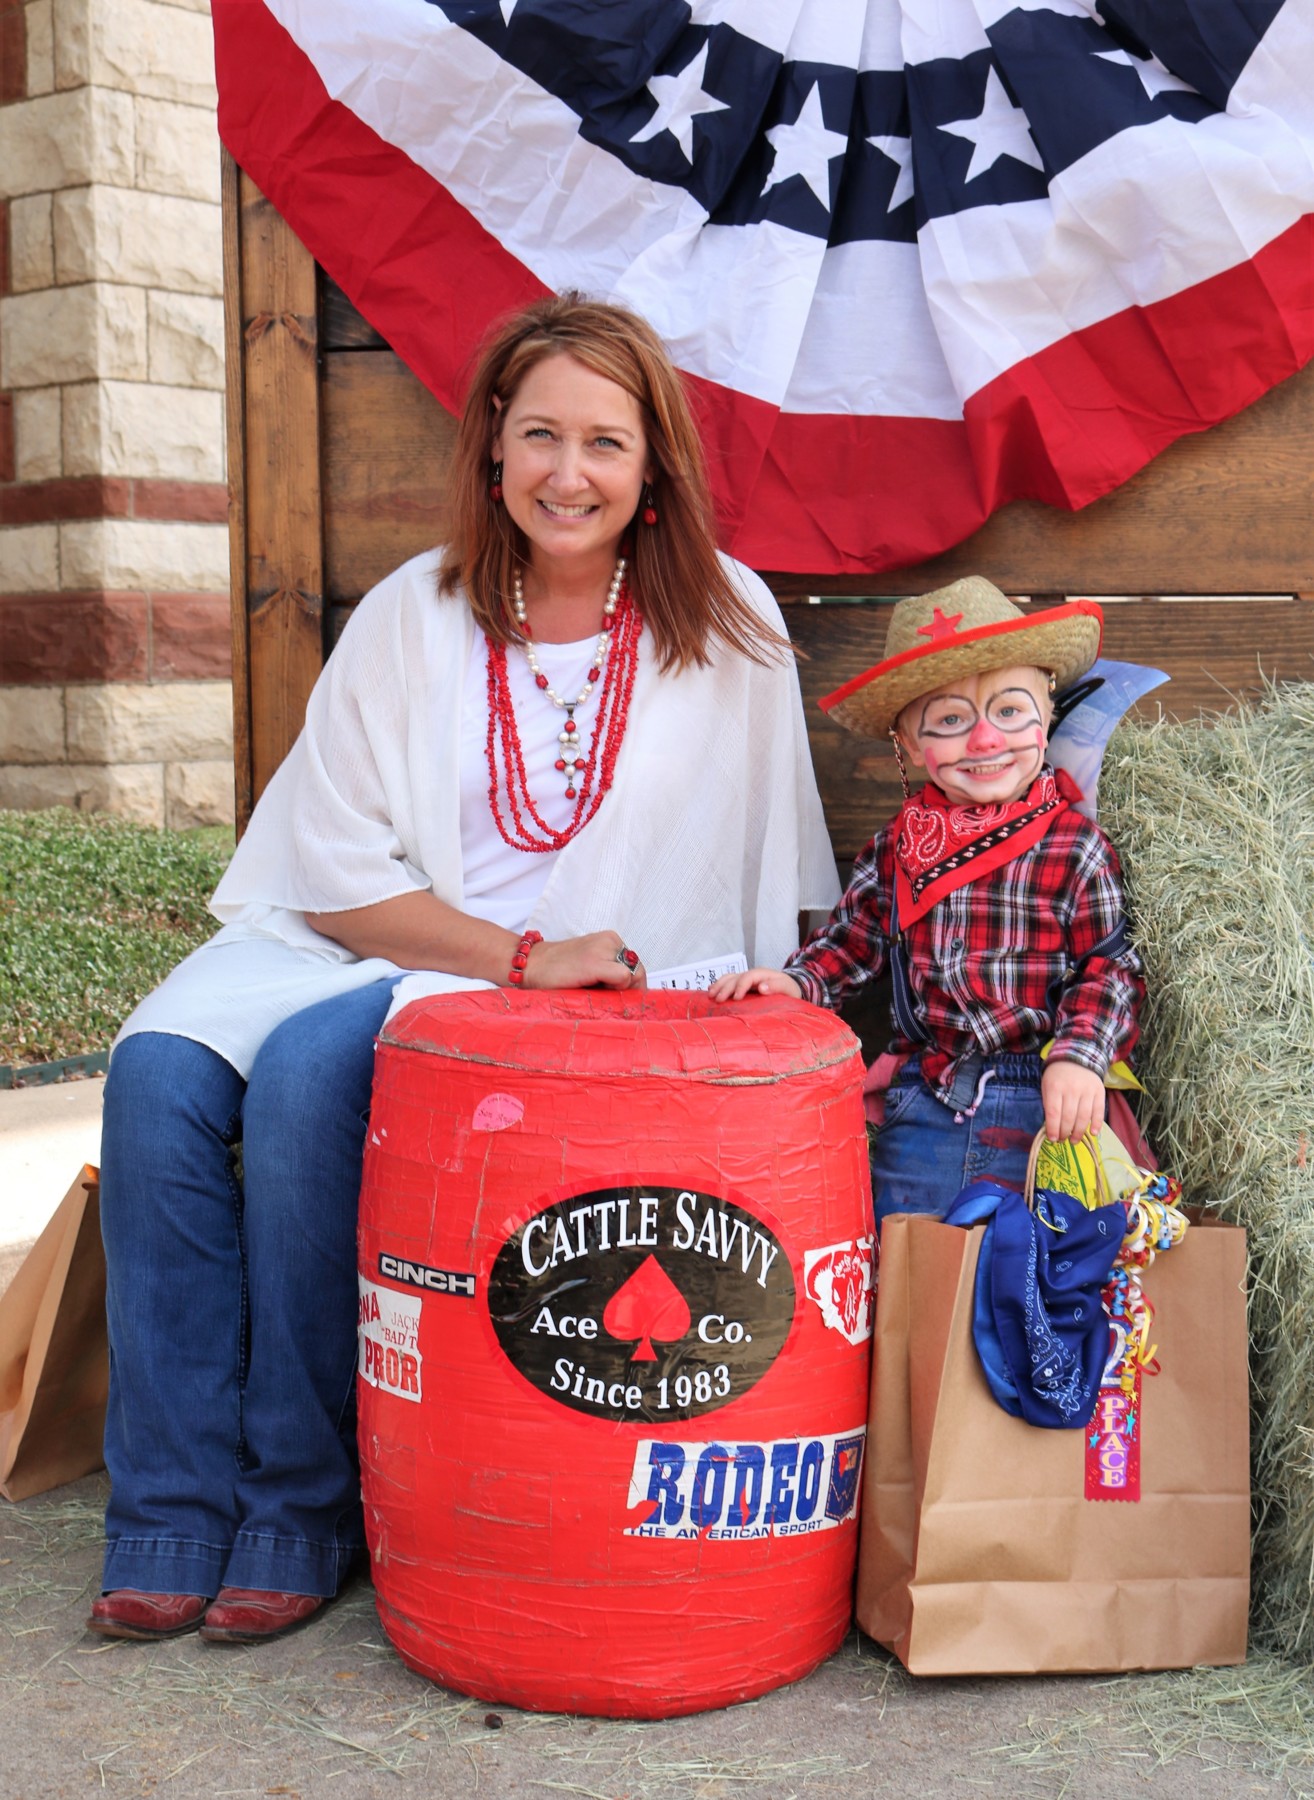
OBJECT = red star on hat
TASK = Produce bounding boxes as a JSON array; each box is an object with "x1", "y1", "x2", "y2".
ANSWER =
[{"x1": 916, "y1": 606, "x2": 965, "y2": 641}]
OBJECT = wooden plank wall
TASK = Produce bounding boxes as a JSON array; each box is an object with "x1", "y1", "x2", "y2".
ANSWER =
[
  {"x1": 224, "y1": 160, "x2": 328, "y2": 820},
  {"x1": 226, "y1": 157, "x2": 1314, "y2": 853}
]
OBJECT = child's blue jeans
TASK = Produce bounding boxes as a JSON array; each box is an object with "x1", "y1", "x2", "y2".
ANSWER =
[{"x1": 870, "y1": 1052, "x2": 1047, "y2": 1232}]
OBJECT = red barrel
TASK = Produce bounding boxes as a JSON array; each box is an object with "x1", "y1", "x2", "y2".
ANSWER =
[{"x1": 357, "y1": 988, "x2": 871, "y2": 1718}]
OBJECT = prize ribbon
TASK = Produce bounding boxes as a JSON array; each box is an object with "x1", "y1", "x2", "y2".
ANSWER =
[{"x1": 1085, "y1": 1170, "x2": 1188, "y2": 1504}]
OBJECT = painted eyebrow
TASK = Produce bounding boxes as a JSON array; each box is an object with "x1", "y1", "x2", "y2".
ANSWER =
[
  {"x1": 917, "y1": 693, "x2": 976, "y2": 729},
  {"x1": 984, "y1": 685, "x2": 1042, "y2": 707}
]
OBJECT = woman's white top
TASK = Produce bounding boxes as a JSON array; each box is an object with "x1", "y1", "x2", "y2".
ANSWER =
[
  {"x1": 116, "y1": 549, "x2": 840, "y2": 1076},
  {"x1": 455, "y1": 627, "x2": 604, "y2": 929}
]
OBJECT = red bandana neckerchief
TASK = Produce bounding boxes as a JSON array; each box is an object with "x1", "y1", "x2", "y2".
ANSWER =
[{"x1": 894, "y1": 767, "x2": 1081, "y2": 925}]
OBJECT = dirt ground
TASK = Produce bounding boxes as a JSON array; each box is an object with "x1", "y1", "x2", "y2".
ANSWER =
[{"x1": 0, "y1": 1474, "x2": 1304, "y2": 1800}]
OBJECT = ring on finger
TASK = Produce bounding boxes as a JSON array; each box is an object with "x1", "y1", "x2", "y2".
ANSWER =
[{"x1": 615, "y1": 946, "x2": 639, "y2": 970}]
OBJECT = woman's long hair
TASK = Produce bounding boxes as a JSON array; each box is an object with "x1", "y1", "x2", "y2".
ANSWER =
[{"x1": 438, "y1": 293, "x2": 786, "y2": 671}]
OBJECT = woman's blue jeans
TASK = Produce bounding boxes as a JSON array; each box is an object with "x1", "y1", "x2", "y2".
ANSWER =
[
  {"x1": 99, "y1": 977, "x2": 397, "y2": 1599},
  {"x1": 870, "y1": 1052, "x2": 1047, "y2": 1233}
]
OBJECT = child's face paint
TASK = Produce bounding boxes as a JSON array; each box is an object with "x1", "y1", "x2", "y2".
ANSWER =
[{"x1": 897, "y1": 664, "x2": 1052, "y2": 806}]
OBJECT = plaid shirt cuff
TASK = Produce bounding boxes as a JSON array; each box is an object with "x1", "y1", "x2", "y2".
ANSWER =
[
  {"x1": 1047, "y1": 1037, "x2": 1114, "y2": 1080},
  {"x1": 784, "y1": 960, "x2": 830, "y2": 1008}
]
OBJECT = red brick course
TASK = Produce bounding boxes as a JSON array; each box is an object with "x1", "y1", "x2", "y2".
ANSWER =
[
  {"x1": 0, "y1": 2, "x2": 25, "y2": 107},
  {"x1": 0, "y1": 478, "x2": 230, "y2": 526},
  {"x1": 1, "y1": 591, "x2": 150, "y2": 683},
  {"x1": 152, "y1": 592, "x2": 233, "y2": 680},
  {"x1": 0, "y1": 589, "x2": 233, "y2": 683},
  {"x1": 132, "y1": 480, "x2": 232, "y2": 525}
]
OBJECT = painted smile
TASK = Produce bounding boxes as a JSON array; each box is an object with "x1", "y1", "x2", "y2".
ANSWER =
[{"x1": 955, "y1": 757, "x2": 1017, "y2": 777}]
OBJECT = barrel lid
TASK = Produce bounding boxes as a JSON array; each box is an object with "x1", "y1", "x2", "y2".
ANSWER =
[{"x1": 378, "y1": 989, "x2": 860, "y2": 1084}]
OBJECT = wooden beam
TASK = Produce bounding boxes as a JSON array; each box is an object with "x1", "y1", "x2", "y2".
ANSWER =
[
  {"x1": 220, "y1": 149, "x2": 251, "y2": 833},
  {"x1": 232, "y1": 166, "x2": 326, "y2": 817}
]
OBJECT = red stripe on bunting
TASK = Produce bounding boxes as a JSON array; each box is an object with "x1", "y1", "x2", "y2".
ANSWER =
[
  {"x1": 214, "y1": 1, "x2": 1314, "y2": 576},
  {"x1": 724, "y1": 209, "x2": 1314, "y2": 571}
]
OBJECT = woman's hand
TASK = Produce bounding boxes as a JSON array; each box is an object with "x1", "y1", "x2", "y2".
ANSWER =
[
  {"x1": 526, "y1": 931, "x2": 646, "y2": 991},
  {"x1": 709, "y1": 968, "x2": 803, "y2": 1003},
  {"x1": 303, "y1": 894, "x2": 644, "y2": 990},
  {"x1": 1041, "y1": 1059, "x2": 1105, "y2": 1144}
]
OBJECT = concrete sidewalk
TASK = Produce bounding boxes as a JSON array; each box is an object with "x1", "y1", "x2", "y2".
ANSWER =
[{"x1": 0, "y1": 1075, "x2": 103, "y2": 1280}]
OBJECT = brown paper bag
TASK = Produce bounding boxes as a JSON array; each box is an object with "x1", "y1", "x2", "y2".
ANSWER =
[
  {"x1": 0, "y1": 1166, "x2": 108, "y2": 1501},
  {"x1": 857, "y1": 1211, "x2": 1250, "y2": 1674}
]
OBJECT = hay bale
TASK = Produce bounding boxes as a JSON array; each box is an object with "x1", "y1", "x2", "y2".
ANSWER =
[{"x1": 1099, "y1": 683, "x2": 1314, "y2": 1655}]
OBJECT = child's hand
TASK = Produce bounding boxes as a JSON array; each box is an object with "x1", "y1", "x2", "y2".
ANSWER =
[
  {"x1": 1041, "y1": 1059, "x2": 1106, "y2": 1144},
  {"x1": 708, "y1": 969, "x2": 804, "y2": 1003}
]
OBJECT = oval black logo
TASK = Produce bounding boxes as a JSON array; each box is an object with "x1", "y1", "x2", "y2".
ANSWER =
[{"x1": 487, "y1": 1185, "x2": 795, "y2": 1423}]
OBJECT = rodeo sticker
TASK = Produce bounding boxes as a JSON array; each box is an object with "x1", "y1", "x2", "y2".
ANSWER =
[
  {"x1": 358, "y1": 1276, "x2": 423, "y2": 1403},
  {"x1": 803, "y1": 1236, "x2": 875, "y2": 1346},
  {"x1": 487, "y1": 1185, "x2": 795, "y2": 1422},
  {"x1": 624, "y1": 1429, "x2": 866, "y2": 1539}
]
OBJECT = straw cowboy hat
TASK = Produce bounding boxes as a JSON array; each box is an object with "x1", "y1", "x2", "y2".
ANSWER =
[{"x1": 820, "y1": 578, "x2": 1104, "y2": 739}]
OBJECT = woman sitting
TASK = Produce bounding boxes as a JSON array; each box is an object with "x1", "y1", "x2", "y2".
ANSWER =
[{"x1": 89, "y1": 293, "x2": 839, "y2": 1644}]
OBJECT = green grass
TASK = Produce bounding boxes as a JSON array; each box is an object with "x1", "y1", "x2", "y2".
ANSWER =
[{"x1": 0, "y1": 808, "x2": 234, "y2": 1068}]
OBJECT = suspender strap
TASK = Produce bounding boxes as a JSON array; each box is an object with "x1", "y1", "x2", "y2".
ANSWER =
[{"x1": 887, "y1": 878, "x2": 930, "y2": 1047}]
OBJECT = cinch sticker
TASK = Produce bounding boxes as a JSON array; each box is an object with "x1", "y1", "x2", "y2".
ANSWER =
[
  {"x1": 487, "y1": 1185, "x2": 795, "y2": 1423},
  {"x1": 377, "y1": 1253, "x2": 476, "y2": 1297},
  {"x1": 802, "y1": 1237, "x2": 875, "y2": 1346},
  {"x1": 624, "y1": 1429, "x2": 866, "y2": 1539},
  {"x1": 358, "y1": 1276, "x2": 423, "y2": 1403}
]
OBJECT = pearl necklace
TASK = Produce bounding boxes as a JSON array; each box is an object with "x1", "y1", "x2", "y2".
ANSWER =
[{"x1": 512, "y1": 558, "x2": 626, "y2": 800}]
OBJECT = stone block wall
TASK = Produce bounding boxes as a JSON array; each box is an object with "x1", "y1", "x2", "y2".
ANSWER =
[{"x1": 0, "y1": 0, "x2": 233, "y2": 828}]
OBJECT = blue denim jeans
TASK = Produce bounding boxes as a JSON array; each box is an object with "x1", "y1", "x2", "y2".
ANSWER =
[
  {"x1": 99, "y1": 977, "x2": 398, "y2": 1599},
  {"x1": 869, "y1": 1052, "x2": 1046, "y2": 1233}
]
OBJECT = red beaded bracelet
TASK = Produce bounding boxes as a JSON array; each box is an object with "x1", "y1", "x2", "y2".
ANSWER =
[{"x1": 508, "y1": 929, "x2": 543, "y2": 986}]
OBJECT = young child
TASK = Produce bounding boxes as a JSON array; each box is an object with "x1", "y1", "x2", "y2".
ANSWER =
[{"x1": 711, "y1": 577, "x2": 1144, "y2": 1230}]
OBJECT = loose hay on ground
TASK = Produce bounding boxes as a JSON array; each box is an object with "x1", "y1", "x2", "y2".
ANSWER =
[
  {"x1": 1100, "y1": 684, "x2": 1314, "y2": 1657},
  {"x1": 990, "y1": 1655, "x2": 1314, "y2": 1798}
]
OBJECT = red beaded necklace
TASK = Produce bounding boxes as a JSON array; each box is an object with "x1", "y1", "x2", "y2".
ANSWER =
[{"x1": 485, "y1": 569, "x2": 643, "y2": 853}]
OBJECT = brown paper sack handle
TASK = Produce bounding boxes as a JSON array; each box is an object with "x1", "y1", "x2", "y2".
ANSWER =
[{"x1": 1024, "y1": 1128, "x2": 1113, "y2": 1212}]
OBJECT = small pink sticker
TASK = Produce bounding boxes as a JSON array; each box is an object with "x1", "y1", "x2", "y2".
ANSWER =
[{"x1": 472, "y1": 1092, "x2": 525, "y2": 1133}]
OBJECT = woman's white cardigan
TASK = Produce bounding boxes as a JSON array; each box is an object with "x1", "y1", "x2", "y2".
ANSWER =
[{"x1": 117, "y1": 550, "x2": 840, "y2": 1075}]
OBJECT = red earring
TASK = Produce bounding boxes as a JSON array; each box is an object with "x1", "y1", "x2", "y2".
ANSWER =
[
  {"x1": 490, "y1": 460, "x2": 503, "y2": 502},
  {"x1": 641, "y1": 483, "x2": 658, "y2": 526}
]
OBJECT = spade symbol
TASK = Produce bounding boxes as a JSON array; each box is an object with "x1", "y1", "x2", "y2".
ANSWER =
[{"x1": 602, "y1": 1255, "x2": 691, "y2": 1362}]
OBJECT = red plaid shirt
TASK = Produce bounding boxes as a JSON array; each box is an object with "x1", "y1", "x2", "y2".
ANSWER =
[{"x1": 785, "y1": 805, "x2": 1143, "y2": 1103}]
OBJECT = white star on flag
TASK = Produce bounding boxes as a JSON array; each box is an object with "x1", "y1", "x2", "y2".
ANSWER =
[
  {"x1": 1095, "y1": 47, "x2": 1198, "y2": 101},
  {"x1": 499, "y1": 0, "x2": 518, "y2": 23},
  {"x1": 867, "y1": 132, "x2": 914, "y2": 211},
  {"x1": 629, "y1": 41, "x2": 729, "y2": 164},
  {"x1": 764, "y1": 80, "x2": 850, "y2": 210},
  {"x1": 940, "y1": 66, "x2": 1045, "y2": 183}
]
